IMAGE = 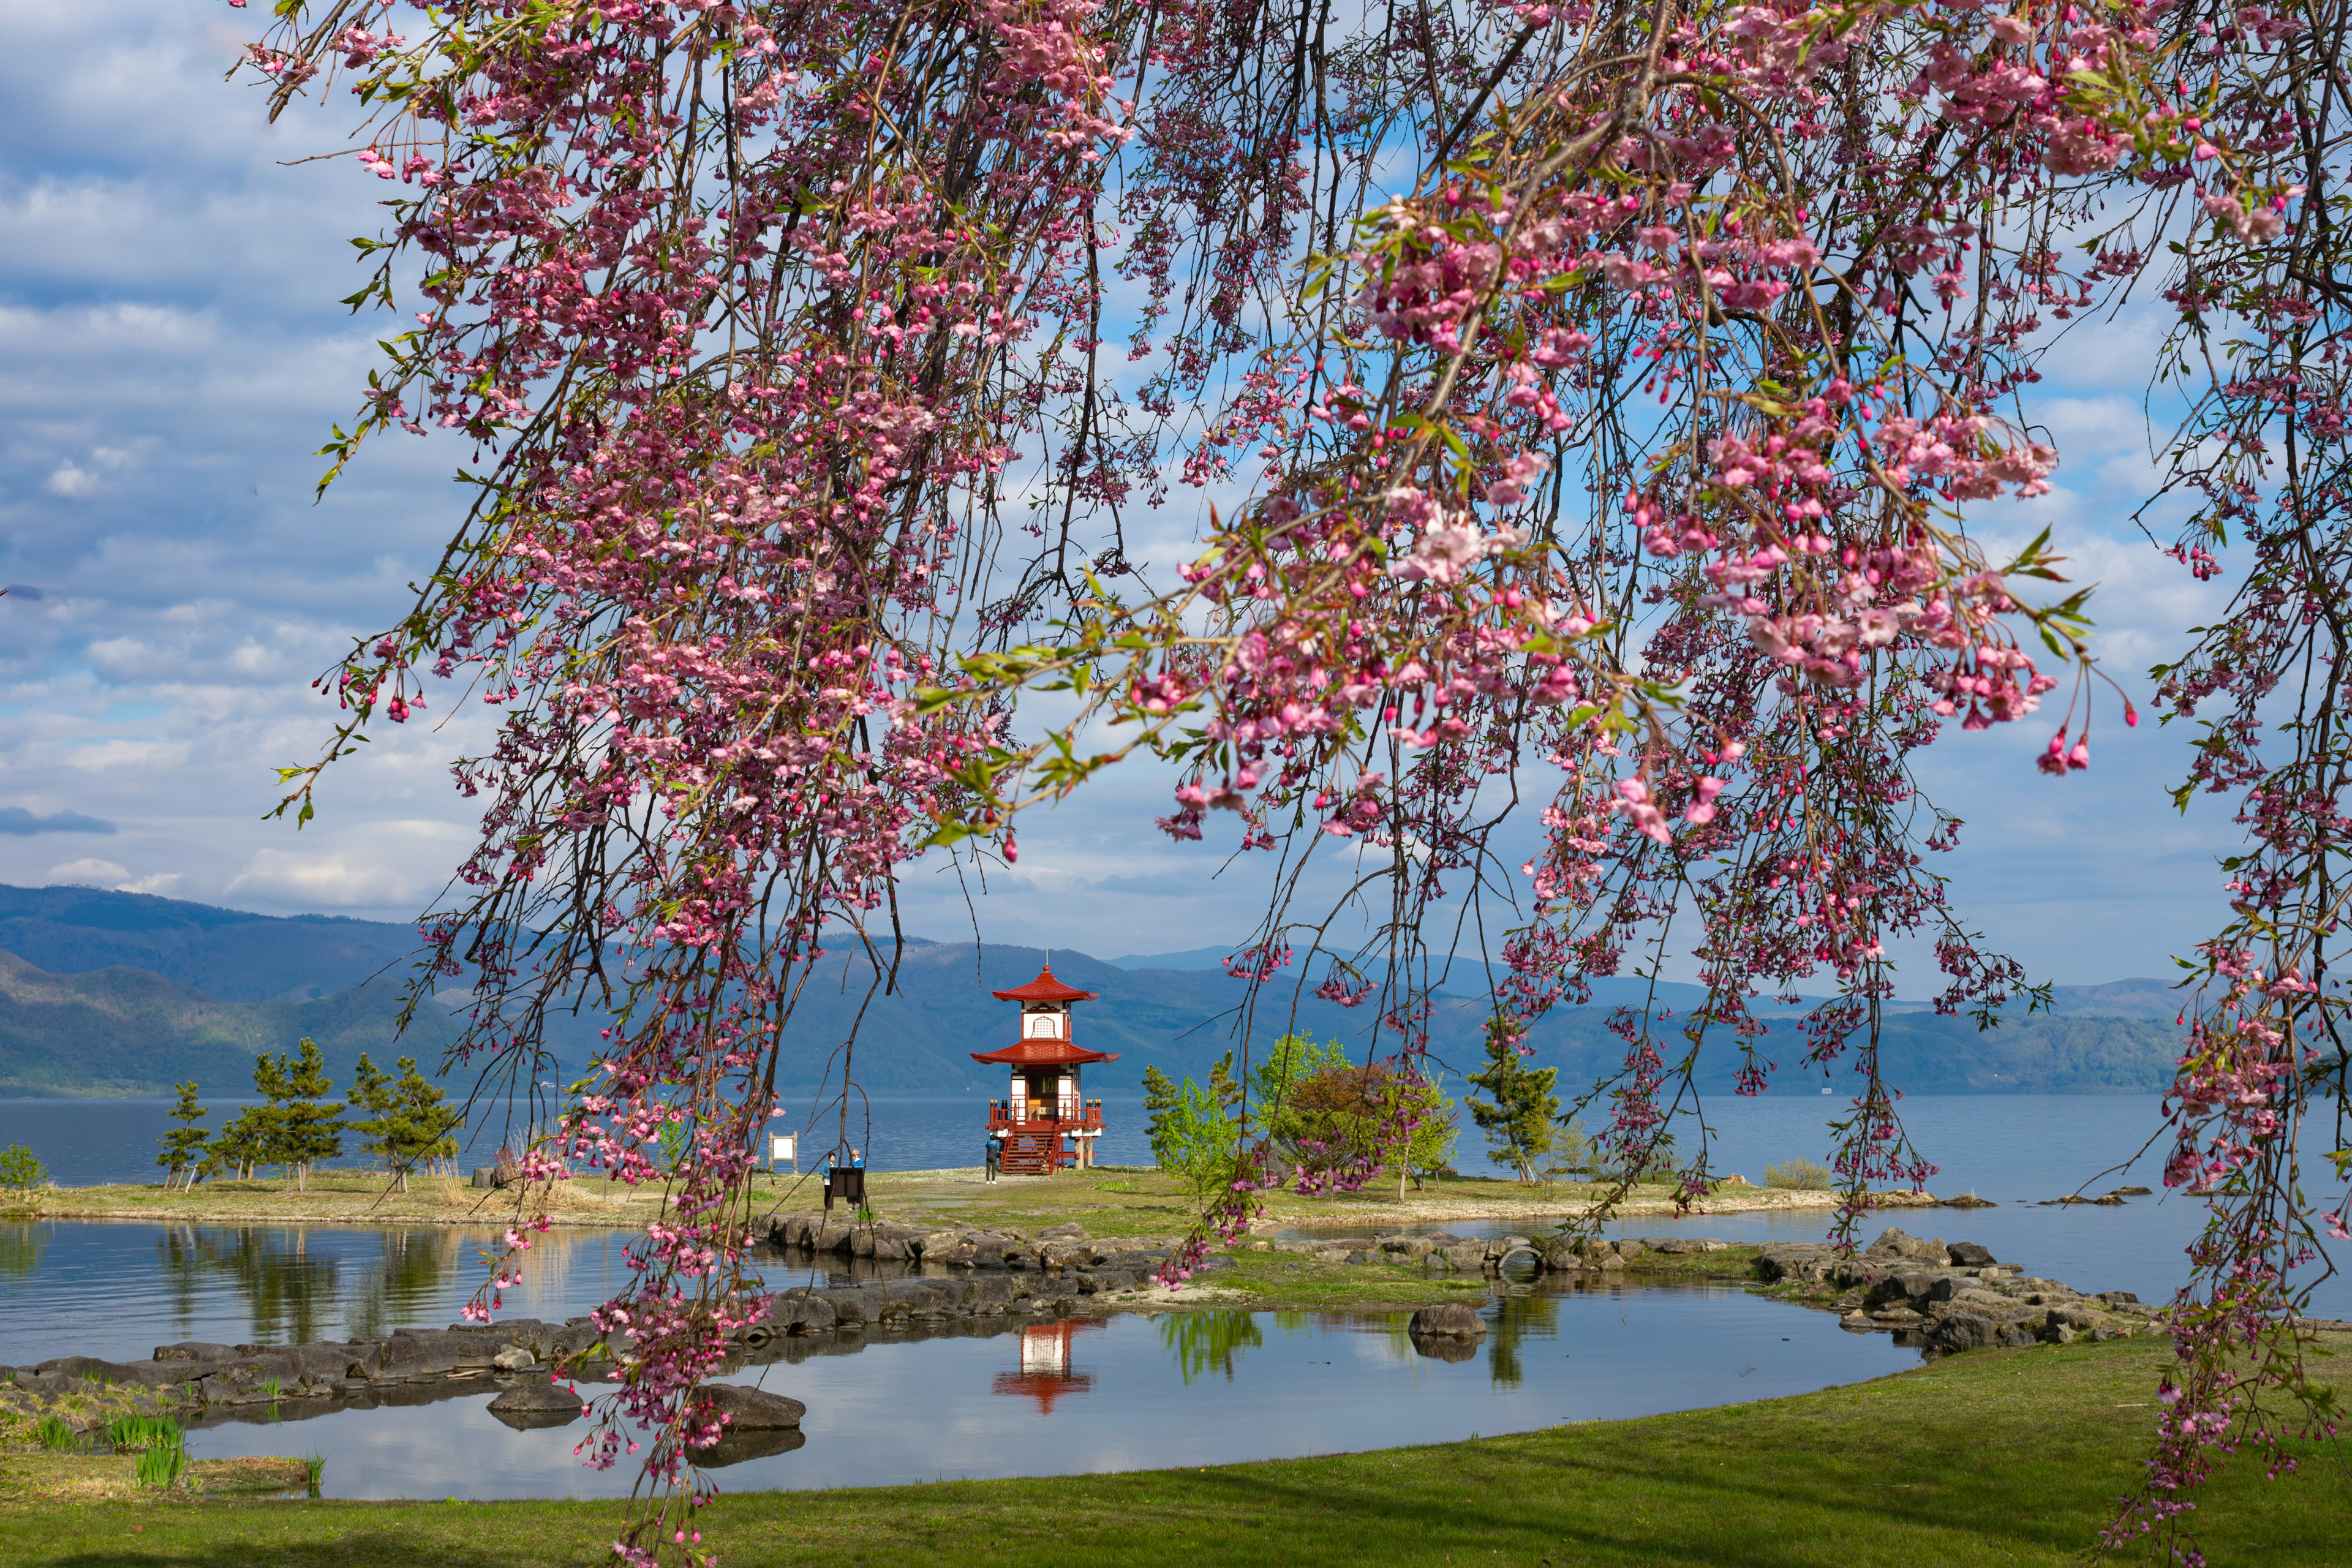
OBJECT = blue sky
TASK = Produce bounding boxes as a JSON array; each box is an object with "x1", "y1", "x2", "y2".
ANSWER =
[{"x1": 0, "y1": 5, "x2": 2245, "y2": 987}]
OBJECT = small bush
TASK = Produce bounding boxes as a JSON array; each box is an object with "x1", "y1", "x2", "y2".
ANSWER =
[
  {"x1": 0, "y1": 1144, "x2": 46, "y2": 1196},
  {"x1": 1764, "y1": 1157, "x2": 1836, "y2": 1190}
]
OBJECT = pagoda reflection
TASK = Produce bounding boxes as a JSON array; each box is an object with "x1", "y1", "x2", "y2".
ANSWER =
[{"x1": 991, "y1": 1317, "x2": 1105, "y2": 1415}]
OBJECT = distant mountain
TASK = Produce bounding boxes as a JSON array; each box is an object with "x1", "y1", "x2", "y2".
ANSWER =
[
  {"x1": 0, "y1": 949, "x2": 456, "y2": 1097},
  {"x1": 0, "y1": 884, "x2": 2190, "y2": 1098},
  {"x1": 0, "y1": 883, "x2": 422, "y2": 1002}
]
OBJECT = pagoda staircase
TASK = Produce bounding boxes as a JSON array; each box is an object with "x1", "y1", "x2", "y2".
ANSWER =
[{"x1": 998, "y1": 1128, "x2": 1063, "y2": 1175}]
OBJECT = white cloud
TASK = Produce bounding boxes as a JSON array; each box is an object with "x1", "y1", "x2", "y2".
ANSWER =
[{"x1": 46, "y1": 856, "x2": 128, "y2": 886}]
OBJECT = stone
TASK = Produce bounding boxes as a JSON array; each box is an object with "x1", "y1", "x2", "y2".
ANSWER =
[
  {"x1": 1612, "y1": 1238, "x2": 1649, "y2": 1261},
  {"x1": 1929, "y1": 1313, "x2": 1999, "y2": 1352},
  {"x1": 153, "y1": 1342, "x2": 237, "y2": 1364},
  {"x1": 492, "y1": 1344, "x2": 535, "y2": 1372},
  {"x1": 1036, "y1": 1223, "x2": 1087, "y2": 1241},
  {"x1": 1441, "y1": 1241, "x2": 1490, "y2": 1271},
  {"x1": 488, "y1": 1380, "x2": 584, "y2": 1415},
  {"x1": 1946, "y1": 1242, "x2": 1997, "y2": 1267},
  {"x1": 1863, "y1": 1227, "x2": 1947, "y2": 1264},
  {"x1": 693, "y1": 1382, "x2": 806, "y2": 1429},
  {"x1": 486, "y1": 1381, "x2": 583, "y2": 1430},
  {"x1": 1407, "y1": 1303, "x2": 1488, "y2": 1339},
  {"x1": 1942, "y1": 1194, "x2": 1997, "y2": 1209}
]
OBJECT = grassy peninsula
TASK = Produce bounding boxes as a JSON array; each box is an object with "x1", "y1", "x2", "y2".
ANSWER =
[
  {"x1": 23, "y1": 1162, "x2": 1917, "y2": 1235},
  {"x1": 1, "y1": 1335, "x2": 2342, "y2": 1566}
]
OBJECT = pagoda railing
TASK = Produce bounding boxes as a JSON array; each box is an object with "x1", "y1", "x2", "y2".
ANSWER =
[{"x1": 987, "y1": 1099, "x2": 1104, "y2": 1133}]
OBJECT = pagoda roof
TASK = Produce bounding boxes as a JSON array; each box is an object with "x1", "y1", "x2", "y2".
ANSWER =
[
  {"x1": 970, "y1": 1038, "x2": 1121, "y2": 1066},
  {"x1": 990, "y1": 963, "x2": 1098, "y2": 1003}
]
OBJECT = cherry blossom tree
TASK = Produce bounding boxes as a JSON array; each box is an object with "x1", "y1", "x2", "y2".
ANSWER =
[{"x1": 227, "y1": 0, "x2": 2343, "y2": 1559}]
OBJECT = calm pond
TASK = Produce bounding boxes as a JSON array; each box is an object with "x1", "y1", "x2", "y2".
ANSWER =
[
  {"x1": 0, "y1": 1218, "x2": 1924, "y2": 1498},
  {"x1": 179, "y1": 1289, "x2": 1918, "y2": 1500}
]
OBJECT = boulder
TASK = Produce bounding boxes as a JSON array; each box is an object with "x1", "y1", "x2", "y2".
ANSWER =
[
  {"x1": 694, "y1": 1382, "x2": 806, "y2": 1429},
  {"x1": 1863, "y1": 1227, "x2": 1947, "y2": 1265},
  {"x1": 1440, "y1": 1241, "x2": 1490, "y2": 1272},
  {"x1": 486, "y1": 1381, "x2": 584, "y2": 1429},
  {"x1": 153, "y1": 1342, "x2": 237, "y2": 1364},
  {"x1": 1946, "y1": 1242, "x2": 1997, "y2": 1267},
  {"x1": 488, "y1": 1380, "x2": 584, "y2": 1415},
  {"x1": 492, "y1": 1344, "x2": 535, "y2": 1372},
  {"x1": 1408, "y1": 1303, "x2": 1488, "y2": 1339}
]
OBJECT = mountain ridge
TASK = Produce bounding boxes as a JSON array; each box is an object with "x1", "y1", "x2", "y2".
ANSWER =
[{"x1": 0, "y1": 884, "x2": 2192, "y2": 1098}]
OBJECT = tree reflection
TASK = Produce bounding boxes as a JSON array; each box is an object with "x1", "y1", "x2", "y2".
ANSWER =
[
  {"x1": 153, "y1": 1226, "x2": 465, "y2": 1346},
  {"x1": 0, "y1": 1221, "x2": 44, "y2": 1283},
  {"x1": 1485, "y1": 1291, "x2": 1561, "y2": 1387},
  {"x1": 1159, "y1": 1310, "x2": 1264, "y2": 1384}
]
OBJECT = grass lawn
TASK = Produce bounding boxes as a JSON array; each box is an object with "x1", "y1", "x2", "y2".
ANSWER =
[
  {"x1": 2, "y1": 1336, "x2": 2342, "y2": 1567},
  {"x1": 27, "y1": 1164, "x2": 1875, "y2": 1238}
]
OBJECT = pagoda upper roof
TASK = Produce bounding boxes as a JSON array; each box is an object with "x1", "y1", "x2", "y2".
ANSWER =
[
  {"x1": 990, "y1": 963, "x2": 1098, "y2": 1003},
  {"x1": 970, "y1": 1038, "x2": 1121, "y2": 1066}
]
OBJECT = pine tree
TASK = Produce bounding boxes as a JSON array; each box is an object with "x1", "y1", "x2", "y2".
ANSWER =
[
  {"x1": 349, "y1": 1054, "x2": 462, "y2": 1192},
  {"x1": 1464, "y1": 1018, "x2": 1558, "y2": 1183},
  {"x1": 203, "y1": 1107, "x2": 272, "y2": 1183},
  {"x1": 156, "y1": 1081, "x2": 210, "y2": 1191},
  {"x1": 1140, "y1": 1063, "x2": 1181, "y2": 1168},
  {"x1": 254, "y1": 1038, "x2": 343, "y2": 1192}
]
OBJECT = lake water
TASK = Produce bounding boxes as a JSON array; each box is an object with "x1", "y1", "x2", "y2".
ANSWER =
[
  {"x1": 173, "y1": 1287, "x2": 1917, "y2": 1500},
  {"x1": 2, "y1": 1091, "x2": 2342, "y2": 1316}
]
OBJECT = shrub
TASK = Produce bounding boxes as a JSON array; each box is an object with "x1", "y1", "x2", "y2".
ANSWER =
[
  {"x1": 0, "y1": 1144, "x2": 47, "y2": 1196},
  {"x1": 1764, "y1": 1157, "x2": 1836, "y2": 1190}
]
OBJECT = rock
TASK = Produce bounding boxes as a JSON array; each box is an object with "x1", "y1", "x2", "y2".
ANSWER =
[
  {"x1": 1037, "y1": 1223, "x2": 1088, "y2": 1241},
  {"x1": 1942, "y1": 1194, "x2": 1997, "y2": 1209},
  {"x1": 1408, "y1": 1303, "x2": 1488, "y2": 1339},
  {"x1": 492, "y1": 1344, "x2": 535, "y2": 1372},
  {"x1": 1440, "y1": 1241, "x2": 1491, "y2": 1272},
  {"x1": 1946, "y1": 1242, "x2": 1997, "y2": 1267},
  {"x1": 693, "y1": 1382, "x2": 806, "y2": 1430},
  {"x1": 154, "y1": 1343, "x2": 236, "y2": 1364},
  {"x1": 1928, "y1": 1312, "x2": 1999, "y2": 1352},
  {"x1": 1611, "y1": 1238, "x2": 1649, "y2": 1261},
  {"x1": 2094, "y1": 1195, "x2": 2126, "y2": 1206},
  {"x1": 488, "y1": 1380, "x2": 584, "y2": 1415},
  {"x1": 2112, "y1": 1185, "x2": 2153, "y2": 1197},
  {"x1": 1863, "y1": 1227, "x2": 1947, "y2": 1265}
]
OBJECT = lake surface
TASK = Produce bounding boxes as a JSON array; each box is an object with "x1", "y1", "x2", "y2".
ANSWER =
[
  {"x1": 4, "y1": 1091, "x2": 2340, "y2": 1316},
  {"x1": 175, "y1": 1287, "x2": 1918, "y2": 1500}
]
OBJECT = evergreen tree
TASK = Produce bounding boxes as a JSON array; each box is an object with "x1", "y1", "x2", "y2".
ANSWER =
[
  {"x1": 349, "y1": 1054, "x2": 462, "y2": 1193},
  {"x1": 1140, "y1": 1063, "x2": 1181, "y2": 1168},
  {"x1": 156, "y1": 1081, "x2": 210, "y2": 1191},
  {"x1": 254, "y1": 1038, "x2": 343, "y2": 1192},
  {"x1": 203, "y1": 1107, "x2": 272, "y2": 1183},
  {"x1": 1464, "y1": 1019, "x2": 1558, "y2": 1183}
]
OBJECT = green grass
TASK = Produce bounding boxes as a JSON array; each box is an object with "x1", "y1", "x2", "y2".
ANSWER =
[{"x1": 2, "y1": 1337, "x2": 2343, "y2": 1566}]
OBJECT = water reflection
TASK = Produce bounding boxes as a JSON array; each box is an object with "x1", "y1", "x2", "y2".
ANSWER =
[
  {"x1": 149, "y1": 1226, "x2": 471, "y2": 1349},
  {"x1": 1158, "y1": 1310, "x2": 1264, "y2": 1384},
  {"x1": 993, "y1": 1318, "x2": 1104, "y2": 1412},
  {"x1": 0, "y1": 1221, "x2": 44, "y2": 1283}
]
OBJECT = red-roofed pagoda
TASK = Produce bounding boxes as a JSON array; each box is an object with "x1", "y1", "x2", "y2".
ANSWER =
[{"x1": 973, "y1": 962, "x2": 1115, "y2": 1175}]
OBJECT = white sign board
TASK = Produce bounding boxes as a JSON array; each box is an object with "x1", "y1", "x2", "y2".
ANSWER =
[{"x1": 769, "y1": 1134, "x2": 796, "y2": 1162}]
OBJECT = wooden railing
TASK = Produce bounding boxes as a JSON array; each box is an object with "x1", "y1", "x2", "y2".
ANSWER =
[{"x1": 987, "y1": 1099, "x2": 1104, "y2": 1133}]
